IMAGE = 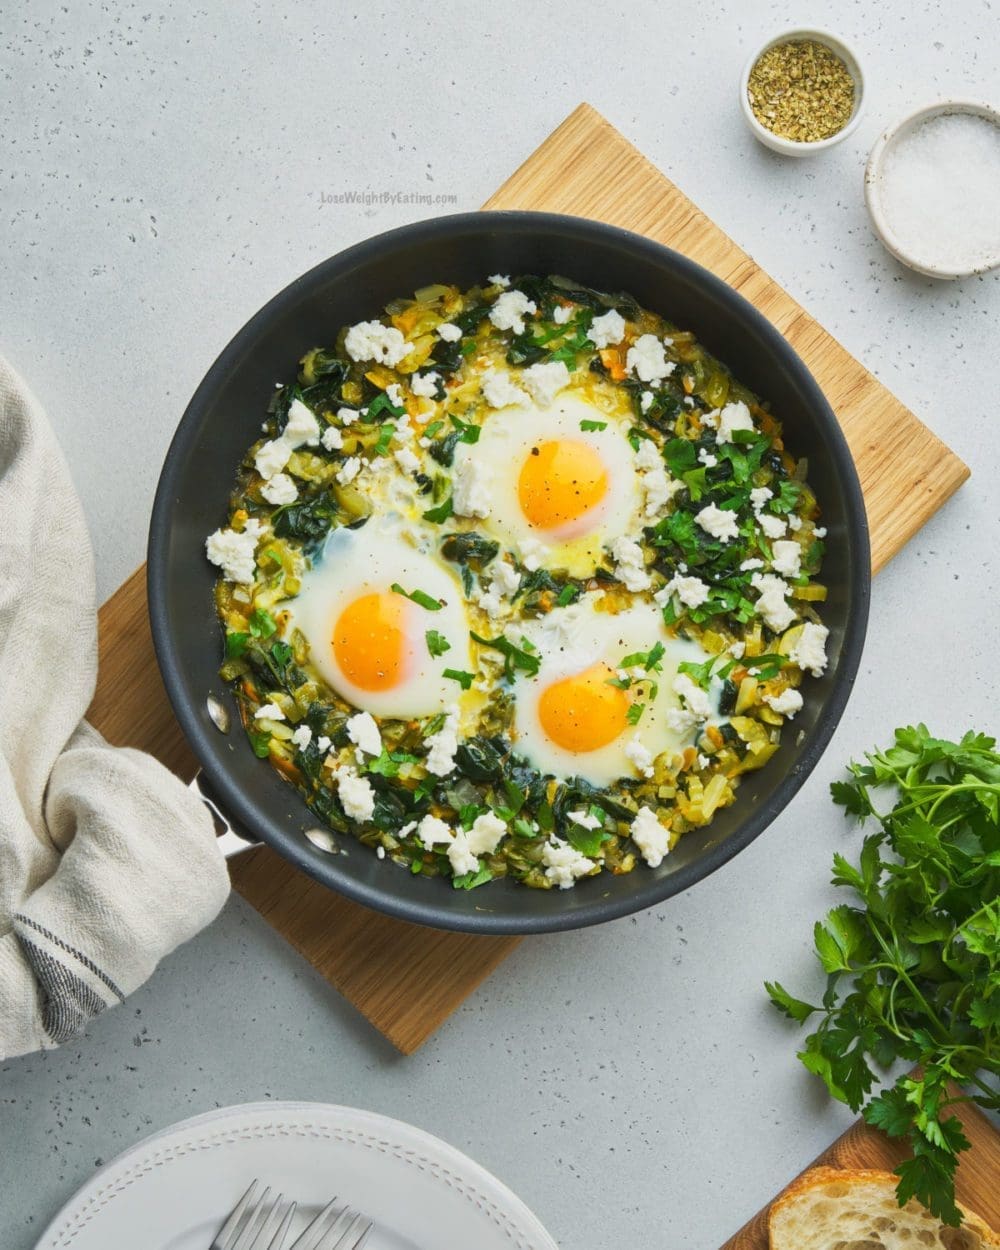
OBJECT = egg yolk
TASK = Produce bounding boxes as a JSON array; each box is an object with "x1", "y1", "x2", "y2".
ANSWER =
[
  {"x1": 518, "y1": 439, "x2": 609, "y2": 530},
  {"x1": 333, "y1": 592, "x2": 409, "y2": 691},
  {"x1": 538, "y1": 662, "x2": 630, "y2": 753}
]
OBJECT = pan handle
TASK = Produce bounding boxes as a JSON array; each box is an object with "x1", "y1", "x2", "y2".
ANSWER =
[{"x1": 188, "y1": 771, "x2": 260, "y2": 860}]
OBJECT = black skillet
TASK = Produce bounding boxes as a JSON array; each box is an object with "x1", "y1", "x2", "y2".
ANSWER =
[{"x1": 147, "y1": 211, "x2": 870, "y2": 935}]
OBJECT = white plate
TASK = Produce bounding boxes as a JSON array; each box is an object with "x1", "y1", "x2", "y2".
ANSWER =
[{"x1": 34, "y1": 1102, "x2": 559, "y2": 1250}]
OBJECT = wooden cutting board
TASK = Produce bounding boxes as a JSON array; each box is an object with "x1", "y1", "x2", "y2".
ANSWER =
[
  {"x1": 87, "y1": 103, "x2": 969, "y2": 1055},
  {"x1": 722, "y1": 1091, "x2": 1000, "y2": 1246}
]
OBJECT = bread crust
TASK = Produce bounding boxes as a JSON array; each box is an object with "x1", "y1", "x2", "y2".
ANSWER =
[{"x1": 768, "y1": 1165, "x2": 1000, "y2": 1248}]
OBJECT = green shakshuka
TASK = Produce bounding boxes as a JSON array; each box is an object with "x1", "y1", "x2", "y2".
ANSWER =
[{"x1": 206, "y1": 274, "x2": 830, "y2": 890}]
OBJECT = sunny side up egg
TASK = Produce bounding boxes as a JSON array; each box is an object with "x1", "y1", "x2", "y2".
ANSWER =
[
  {"x1": 453, "y1": 392, "x2": 642, "y2": 578},
  {"x1": 512, "y1": 596, "x2": 721, "y2": 786},
  {"x1": 283, "y1": 520, "x2": 472, "y2": 718}
]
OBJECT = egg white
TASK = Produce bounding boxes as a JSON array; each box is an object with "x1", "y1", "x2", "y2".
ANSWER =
[
  {"x1": 453, "y1": 392, "x2": 642, "y2": 577},
  {"x1": 283, "y1": 519, "x2": 471, "y2": 718},
  {"x1": 511, "y1": 596, "x2": 719, "y2": 784}
]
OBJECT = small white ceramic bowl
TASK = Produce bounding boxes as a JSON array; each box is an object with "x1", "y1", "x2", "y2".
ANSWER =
[
  {"x1": 864, "y1": 99, "x2": 1000, "y2": 279},
  {"x1": 740, "y1": 28, "x2": 865, "y2": 157}
]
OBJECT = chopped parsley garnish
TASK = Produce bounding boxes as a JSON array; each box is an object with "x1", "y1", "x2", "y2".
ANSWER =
[
  {"x1": 470, "y1": 630, "x2": 541, "y2": 678},
  {"x1": 621, "y1": 641, "x2": 665, "y2": 672},
  {"x1": 422, "y1": 496, "x2": 454, "y2": 523},
  {"x1": 424, "y1": 419, "x2": 444, "y2": 438},
  {"x1": 367, "y1": 748, "x2": 420, "y2": 778},
  {"x1": 450, "y1": 413, "x2": 481, "y2": 444},
  {"x1": 626, "y1": 701, "x2": 645, "y2": 725},
  {"x1": 391, "y1": 583, "x2": 443, "y2": 611},
  {"x1": 579, "y1": 419, "x2": 607, "y2": 432},
  {"x1": 443, "y1": 668, "x2": 475, "y2": 690},
  {"x1": 452, "y1": 865, "x2": 493, "y2": 890},
  {"x1": 372, "y1": 423, "x2": 395, "y2": 455},
  {"x1": 425, "y1": 629, "x2": 451, "y2": 657},
  {"x1": 556, "y1": 584, "x2": 580, "y2": 607},
  {"x1": 364, "y1": 392, "x2": 405, "y2": 421},
  {"x1": 249, "y1": 608, "x2": 277, "y2": 638}
]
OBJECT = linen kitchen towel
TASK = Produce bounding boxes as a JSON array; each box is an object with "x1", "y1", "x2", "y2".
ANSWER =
[{"x1": 0, "y1": 358, "x2": 230, "y2": 1059}]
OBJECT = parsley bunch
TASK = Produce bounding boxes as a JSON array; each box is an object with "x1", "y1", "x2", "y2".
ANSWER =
[{"x1": 766, "y1": 725, "x2": 1000, "y2": 1226}]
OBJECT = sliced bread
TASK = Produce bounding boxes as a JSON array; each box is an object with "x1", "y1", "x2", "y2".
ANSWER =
[{"x1": 768, "y1": 1166, "x2": 1000, "y2": 1250}]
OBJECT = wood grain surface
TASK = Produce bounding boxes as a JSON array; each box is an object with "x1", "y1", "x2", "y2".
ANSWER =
[
  {"x1": 721, "y1": 1091, "x2": 1000, "y2": 1246},
  {"x1": 89, "y1": 104, "x2": 969, "y2": 1056}
]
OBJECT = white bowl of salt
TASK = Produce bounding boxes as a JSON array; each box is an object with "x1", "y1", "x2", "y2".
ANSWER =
[{"x1": 865, "y1": 100, "x2": 1000, "y2": 279}]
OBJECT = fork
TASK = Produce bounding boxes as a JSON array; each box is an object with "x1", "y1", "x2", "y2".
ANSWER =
[
  {"x1": 212, "y1": 1180, "x2": 297, "y2": 1250},
  {"x1": 289, "y1": 1198, "x2": 373, "y2": 1250}
]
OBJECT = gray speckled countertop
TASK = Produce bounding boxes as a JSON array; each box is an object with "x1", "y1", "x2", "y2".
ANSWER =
[{"x1": 2, "y1": 1, "x2": 1000, "y2": 1246}]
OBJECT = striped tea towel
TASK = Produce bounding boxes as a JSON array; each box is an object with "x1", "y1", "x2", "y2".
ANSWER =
[{"x1": 0, "y1": 358, "x2": 230, "y2": 1060}]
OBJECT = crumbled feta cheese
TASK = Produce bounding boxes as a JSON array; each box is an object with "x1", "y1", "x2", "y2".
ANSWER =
[
  {"x1": 553, "y1": 303, "x2": 574, "y2": 325},
  {"x1": 750, "y1": 486, "x2": 773, "y2": 511},
  {"x1": 640, "y1": 390, "x2": 654, "y2": 414},
  {"x1": 740, "y1": 558, "x2": 764, "y2": 571},
  {"x1": 698, "y1": 449, "x2": 718, "y2": 468},
  {"x1": 376, "y1": 845, "x2": 386, "y2": 860},
  {"x1": 337, "y1": 406, "x2": 360, "y2": 425},
  {"x1": 410, "y1": 370, "x2": 441, "y2": 399},
  {"x1": 697, "y1": 753, "x2": 710, "y2": 770},
  {"x1": 316, "y1": 735, "x2": 332, "y2": 753},
  {"x1": 641, "y1": 466, "x2": 676, "y2": 520},
  {"x1": 626, "y1": 334, "x2": 675, "y2": 384},
  {"x1": 657, "y1": 573, "x2": 710, "y2": 609},
  {"x1": 488, "y1": 273, "x2": 511, "y2": 288},
  {"x1": 417, "y1": 814, "x2": 453, "y2": 849},
  {"x1": 787, "y1": 514, "x2": 802, "y2": 532},
  {"x1": 751, "y1": 572, "x2": 796, "y2": 633},
  {"x1": 488, "y1": 289, "x2": 536, "y2": 334},
  {"x1": 789, "y1": 621, "x2": 829, "y2": 677},
  {"x1": 254, "y1": 702, "x2": 285, "y2": 721},
  {"x1": 385, "y1": 382, "x2": 404, "y2": 408},
  {"x1": 321, "y1": 425, "x2": 343, "y2": 451},
  {"x1": 344, "y1": 320, "x2": 410, "y2": 367},
  {"x1": 625, "y1": 736, "x2": 655, "y2": 779},
  {"x1": 764, "y1": 688, "x2": 804, "y2": 718},
  {"x1": 758, "y1": 513, "x2": 787, "y2": 540},
  {"x1": 336, "y1": 456, "x2": 361, "y2": 485},
  {"x1": 696, "y1": 503, "x2": 739, "y2": 543},
  {"x1": 665, "y1": 706, "x2": 701, "y2": 735},
  {"x1": 814, "y1": 526, "x2": 827, "y2": 538},
  {"x1": 335, "y1": 768, "x2": 376, "y2": 823},
  {"x1": 729, "y1": 640, "x2": 745, "y2": 659},
  {"x1": 436, "y1": 322, "x2": 462, "y2": 342},
  {"x1": 518, "y1": 535, "x2": 550, "y2": 572},
  {"x1": 521, "y1": 360, "x2": 570, "y2": 406},
  {"x1": 477, "y1": 558, "x2": 521, "y2": 620},
  {"x1": 255, "y1": 438, "x2": 292, "y2": 480},
  {"x1": 589, "y1": 308, "x2": 627, "y2": 349},
  {"x1": 291, "y1": 724, "x2": 312, "y2": 749},
  {"x1": 542, "y1": 839, "x2": 596, "y2": 889},
  {"x1": 448, "y1": 811, "x2": 507, "y2": 877},
  {"x1": 771, "y1": 539, "x2": 802, "y2": 579},
  {"x1": 205, "y1": 518, "x2": 265, "y2": 585},
  {"x1": 700, "y1": 408, "x2": 720, "y2": 430},
  {"x1": 673, "y1": 673, "x2": 711, "y2": 719},
  {"x1": 631, "y1": 806, "x2": 670, "y2": 867},
  {"x1": 346, "y1": 711, "x2": 381, "y2": 758},
  {"x1": 394, "y1": 446, "x2": 421, "y2": 474},
  {"x1": 715, "y1": 400, "x2": 755, "y2": 443},
  {"x1": 568, "y1": 808, "x2": 602, "y2": 830},
  {"x1": 261, "y1": 472, "x2": 298, "y2": 506},
  {"x1": 284, "y1": 398, "x2": 321, "y2": 446},
  {"x1": 451, "y1": 456, "x2": 492, "y2": 519},
  {"x1": 481, "y1": 368, "x2": 529, "y2": 409},
  {"x1": 611, "y1": 536, "x2": 651, "y2": 592},
  {"x1": 425, "y1": 705, "x2": 460, "y2": 776}
]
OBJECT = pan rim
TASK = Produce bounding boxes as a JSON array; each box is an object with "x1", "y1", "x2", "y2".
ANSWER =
[{"x1": 147, "y1": 209, "x2": 870, "y2": 935}]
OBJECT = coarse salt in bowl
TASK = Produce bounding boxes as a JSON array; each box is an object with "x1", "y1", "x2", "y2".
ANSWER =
[{"x1": 865, "y1": 100, "x2": 1000, "y2": 278}]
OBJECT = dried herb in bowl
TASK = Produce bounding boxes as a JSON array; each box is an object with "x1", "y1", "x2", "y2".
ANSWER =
[{"x1": 747, "y1": 39, "x2": 855, "y2": 143}]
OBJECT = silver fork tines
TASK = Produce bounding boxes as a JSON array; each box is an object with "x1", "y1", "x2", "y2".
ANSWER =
[
  {"x1": 290, "y1": 1199, "x2": 373, "y2": 1250},
  {"x1": 213, "y1": 1180, "x2": 297, "y2": 1250}
]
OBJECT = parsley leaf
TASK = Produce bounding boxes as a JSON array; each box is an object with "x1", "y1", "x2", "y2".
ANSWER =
[
  {"x1": 443, "y1": 668, "x2": 475, "y2": 690},
  {"x1": 391, "y1": 583, "x2": 443, "y2": 611},
  {"x1": 767, "y1": 726, "x2": 1000, "y2": 1226},
  {"x1": 580, "y1": 419, "x2": 607, "y2": 432},
  {"x1": 425, "y1": 629, "x2": 451, "y2": 657},
  {"x1": 422, "y1": 496, "x2": 454, "y2": 524},
  {"x1": 471, "y1": 630, "x2": 541, "y2": 678}
]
